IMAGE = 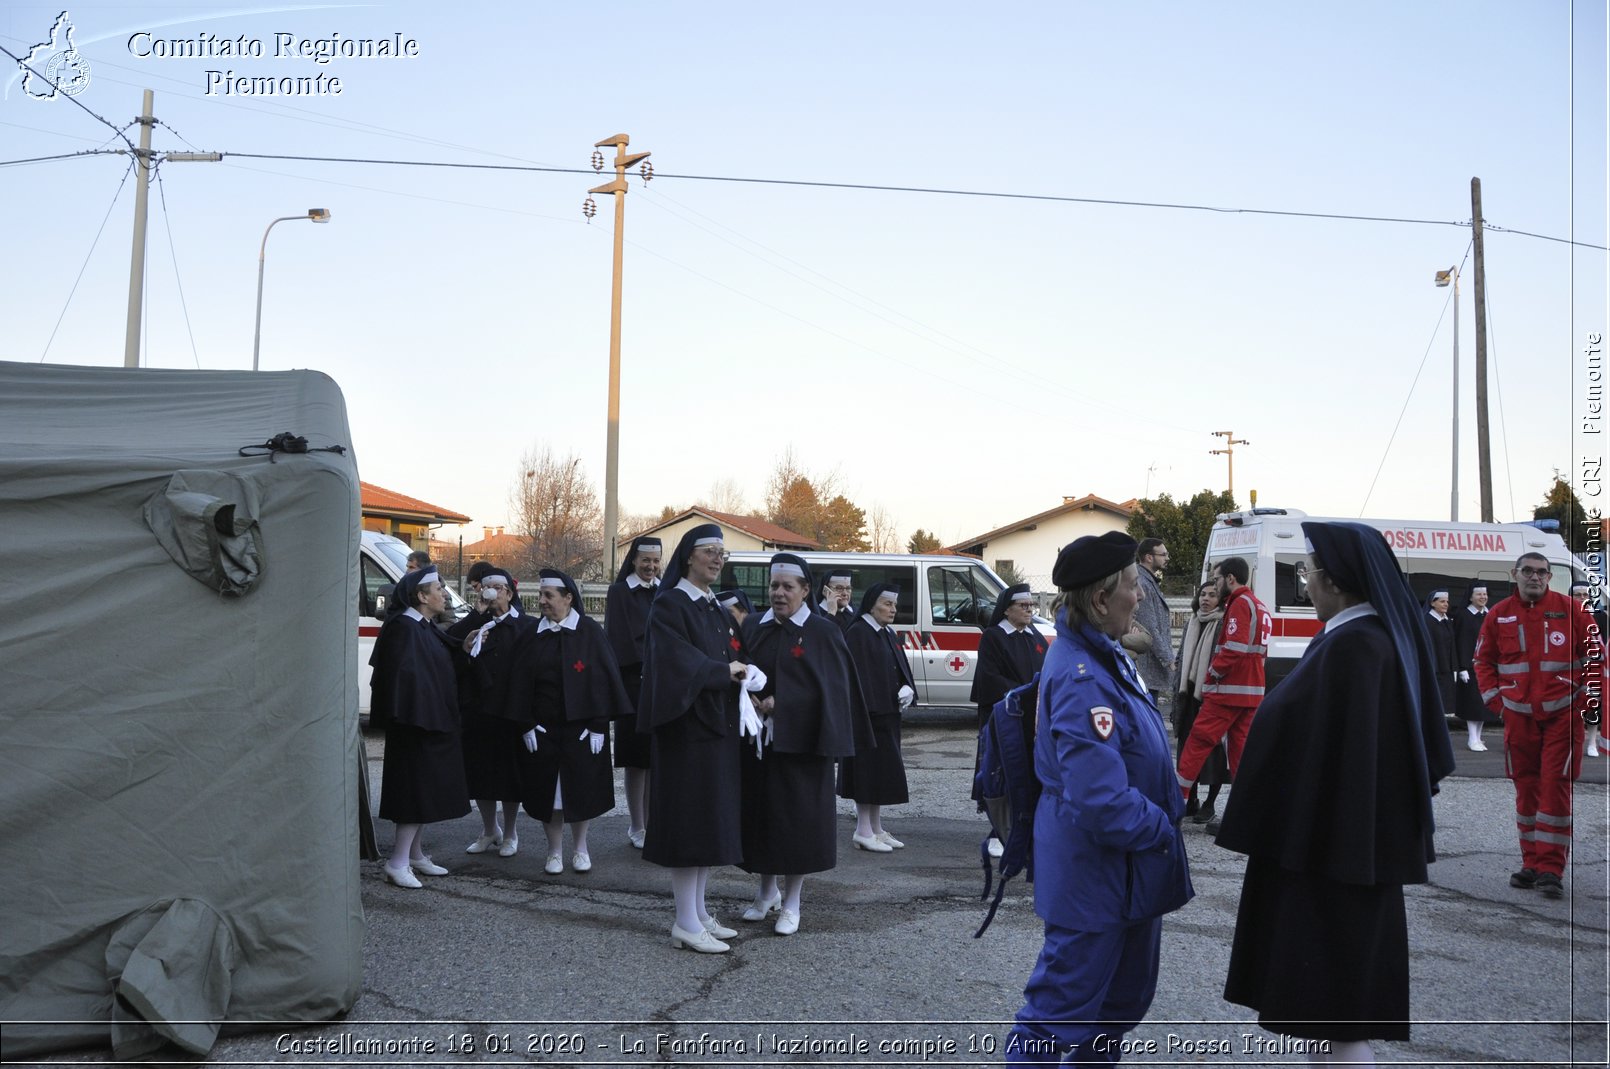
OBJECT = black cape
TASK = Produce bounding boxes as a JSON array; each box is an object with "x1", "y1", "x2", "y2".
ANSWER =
[
  {"x1": 741, "y1": 610, "x2": 872, "y2": 758},
  {"x1": 1424, "y1": 611, "x2": 1456, "y2": 721},
  {"x1": 637, "y1": 587, "x2": 743, "y2": 735},
  {"x1": 1453, "y1": 607, "x2": 1500, "y2": 723},
  {"x1": 844, "y1": 616, "x2": 916, "y2": 717},
  {"x1": 969, "y1": 624, "x2": 1047, "y2": 717},
  {"x1": 604, "y1": 580, "x2": 655, "y2": 673},
  {"x1": 506, "y1": 615, "x2": 634, "y2": 732},
  {"x1": 1217, "y1": 613, "x2": 1444, "y2": 885},
  {"x1": 368, "y1": 612, "x2": 459, "y2": 733}
]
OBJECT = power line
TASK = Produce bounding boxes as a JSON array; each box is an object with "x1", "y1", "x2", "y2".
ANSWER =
[
  {"x1": 37, "y1": 158, "x2": 137, "y2": 362},
  {"x1": 0, "y1": 148, "x2": 124, "y2": 168},
  {"x1": 154, "y1": 166, "x2": 204, "y2": 370},
  {"x1": 0, "y1": 41, "x2": 137, "y2": 156}
]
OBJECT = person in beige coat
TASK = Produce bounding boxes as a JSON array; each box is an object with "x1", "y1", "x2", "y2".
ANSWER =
[{"x1": 1172, "y1": 580, "x2": 1226, "y2": 825}]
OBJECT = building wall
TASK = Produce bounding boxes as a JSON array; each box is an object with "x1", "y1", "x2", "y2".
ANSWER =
[
  {"x1": 643, "y1": 515, "x2": 767, "y2": 557},
  {"x1": 980, "y1": 511, "x2": 1131, "y2": 591}
]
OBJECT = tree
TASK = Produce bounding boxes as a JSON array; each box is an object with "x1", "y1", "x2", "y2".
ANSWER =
[
  {"x1": 868, "y1": 504, "x2": 901, "y2": 553},
  {"x1": 509, "y1": 445, "x2": 605, "y2": 580},
  {"x1": 1534, "y1": 473, "x2": 1591, "y2": 555},
  {"x1": 763, "y1": 446, "x2": 854, "y2": 542},
  {"x1": 772, "y1": 475, "x2": 823, "y2": 539},
  {"x1": 698, "y1": 477, "x2": 748, "y2": 515},
  {"x1": 907, "y1": 528, "x2": 942, "y2": 554},
  {"x1": 1126, "y1": 489, "x2": 1236, "y2": 595},
  {"x1": 995, "y1": 560, "x2": 1027, "y2": 585},
  {"x1": 817, "y1": 494, "x2": 870, "y2": 551}
]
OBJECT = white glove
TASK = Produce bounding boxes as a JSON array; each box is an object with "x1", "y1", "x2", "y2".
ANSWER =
[
  {"x1": 1457, "y1": 670, "x2": 1470, "y2": 683},
  {"x1": 522, "y1": 724, "x2": 547, "y2": 752},
  {"x1": 469, "y1": 619, "x2": 497, "y2": 658},
  {"x1": 580, "y1": 728, "x2": 605, "y2": 754},
  {"x1": 897, "y1": 684, "x2": 915, "y2": 711},
  {"x1": 737, "y1": 665, "x2": 769, "y2": 758},
  {"x1": 763, "y1": 716, "x2": 774, "y2": 746}
]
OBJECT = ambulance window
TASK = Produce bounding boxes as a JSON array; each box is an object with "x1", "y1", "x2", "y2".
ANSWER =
[
  {"x1": 1398, "y1": 558, "x2": 1512, "y2": 605},
  {"x1": 359, "y1": 553, "x2": 391, "y2": 618},
  {"x1": 720, "y1": 561, "x2": 771, "y2": 611},
  {"x1": 927, "y1": 564, "x2": 1000, "y2": 627},
  {"x1": 841, "y1": 564, "x2": 918, "y2": 626},
  {"x1": 1274, "y1": 556, "x2": 1314, "y2": 611}
]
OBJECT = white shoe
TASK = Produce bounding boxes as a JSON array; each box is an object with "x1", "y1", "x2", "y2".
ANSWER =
[
  {"x1": 987, "y1": 836, "x2": 1005, "y2": 858},
  {"x1": 498, "y1": 835, "x2": 520, "y2": 858},
  {"x1": 1468, "y1": 739, "x2": 1488, "y2": 753},
  {"x1": 628, "y1": 828, "x2": 646, "y2": 849},
  {"x1": 852, "y1": 832, "x2": 893, "y2": 853},
  {"x1": 742, "y1": 892, "x2": 782, "y2": 922},
  {"x1": 876, "y1": 830, "x2": 905, "y2": 849},
  {"x1": 410, "y1": 855, "x2": 449, "y2": 877},
  {"x1": 544, "y1": 852, "x2": 563, "y2": 875},
  {"x1": 774, "y1": 908, "x2": 800, "y2": 936},
  {"x1": 700, "y1": 915, "x2": 737, "y2": 939},
  {"x1": 671, "y1": 923, "x2": 729, "y2": 953},
  {"x1": 466, "y1": 834, "x2": 502, "y2": 854},
  {"x1": 572, "y1": 852, "x2": 592, "y2": 873},
  {"x1": 1588, "y1": 741, "x2": 1602, "y2": 757},
  {"x1": 382, "y1": 863, "x2": 422, "y2": 889}
]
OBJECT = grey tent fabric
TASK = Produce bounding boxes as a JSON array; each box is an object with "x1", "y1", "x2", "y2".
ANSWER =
[
  {"x1": 143, "y1": 470, "x2": 265, "y2": 596},
  {"x1": 0, "y1": 361, "x2": 365, "y2": 1058}
]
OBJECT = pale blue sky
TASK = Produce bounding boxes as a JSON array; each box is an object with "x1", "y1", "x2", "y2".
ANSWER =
[{"x1": 3, "y1": 1, "x2": 1604, "y2": 553}]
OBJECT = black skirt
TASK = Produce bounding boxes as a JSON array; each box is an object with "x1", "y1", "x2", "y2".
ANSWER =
[
  {"x1": 1454, "y1": 678, "x2": 1502, "y2": 724},
  {"x1": 519, "y1": 727, "x2": 615, "y2": 823},
  {"x1": 378, "y1": 724, "x2": 470, "y2": 825},
  {"x1": 612, "y1": 669, "x2": 652, "y2": 769},
  {"x1": 643, "y1": 711, "x2": 743, "y2": 868},
  {"x1": 1224, "y1": 854, "x2": 1411, "y2": 1042},
  {"x1": 461, "y1": 711, "x2": 528, "y2": 800},
  {"x1": 740, "y1": 747, "x2": 837, "y2": 875},
  {"x1": 836, "y1": 713, "x2": 909, "y2": 805}
]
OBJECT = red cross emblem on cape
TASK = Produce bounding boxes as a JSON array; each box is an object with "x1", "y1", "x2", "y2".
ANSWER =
[
  {"x1": 1089, "y1": 706, "x2": 1115, "y2": 740},
  {"x1": 791, "y1": 639, "x2": 805, "y2": 658},
  {"x1": 730, "y1": 636, "x2": 742, "y2": 651},
  {"x1": 572, "y1": 660, "x2": 586, "y2": 673},
  {"x1": 1034, "y1": 643, "x2": 1045, "y2": 654}
]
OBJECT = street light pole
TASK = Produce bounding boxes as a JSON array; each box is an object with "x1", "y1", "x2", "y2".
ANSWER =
[
  {"x1": 253, "y1": 208, "x2": 331, "y2": 371},
  {"x1": 588, "y1": 134, "x2": 651, "y2": 579},
  {"x1": 1435, "y1": 265, "x2": 1459, "y2": 521}
]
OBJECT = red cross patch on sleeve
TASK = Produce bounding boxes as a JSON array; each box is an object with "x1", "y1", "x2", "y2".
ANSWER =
[
  {"x1": 1089, "y1": 706, "x2": 1115, "y2": 740},
  {"x1": 572, "y1": 660, "x2": 586, "y2": 673}
]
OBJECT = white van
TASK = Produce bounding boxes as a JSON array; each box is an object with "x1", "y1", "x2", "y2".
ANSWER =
[
  {"x1": 1202, "y1": 508, "x2": 1590, "y2": 690},
  {"x1": 717, "y1": 551, "x2": 1052, "y2": 706},
  {"x1": 356, "y1": 530, "x2": 470, "y2": 716}
]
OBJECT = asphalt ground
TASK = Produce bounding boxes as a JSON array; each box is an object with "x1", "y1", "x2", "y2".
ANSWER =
[{"x1": 22, "y1": 708, "x2": 1610, "y2": 1068}]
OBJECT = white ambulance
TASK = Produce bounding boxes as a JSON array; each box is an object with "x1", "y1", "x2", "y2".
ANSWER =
[
  {"x1": 356, "y1": 530, "x2": 470, "y2": 716},
  {"x1": 1202, "y1": 508, "x2": 1589, "y2": 691}
]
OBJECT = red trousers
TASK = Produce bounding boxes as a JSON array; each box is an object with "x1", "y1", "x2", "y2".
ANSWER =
[
  {"x1": 1176, "y1": 697, "x2": 1254, "y2": 797},
  {"x1": 1502, "y1": 710, "x2": 1585, "y2": 876}
]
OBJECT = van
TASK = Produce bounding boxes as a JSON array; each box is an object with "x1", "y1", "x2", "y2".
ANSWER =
[
  {"x1": 1202, "y1": 508, "x2": 1591, "y2": 691},
  {"x1": 357, "y1": 530, "x2": 470, "y2": 715},
  {"x1": 717, "y1": 551, "x2": 1051, "y2": 706}
]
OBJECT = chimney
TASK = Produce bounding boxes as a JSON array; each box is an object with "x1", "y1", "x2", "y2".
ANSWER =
[
  {"x1": 496, "y1": 526, "x2": 504, "y2": 537},
  {"x1": 483, "y1": 526, "x2": 494, "y2": 540}
]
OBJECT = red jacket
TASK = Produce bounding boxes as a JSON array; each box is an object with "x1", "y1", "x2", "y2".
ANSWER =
[
  {"x1": 1473, "y1": 590, "x2": 1600, "y2": 719},
  {"x1": 1201, "y1": 585, "x2": 1271, "y2": 708}
]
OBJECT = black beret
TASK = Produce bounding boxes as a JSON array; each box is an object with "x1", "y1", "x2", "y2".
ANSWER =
[{"x1": 1052, "y1": 531, "x2": 1138, "y2": 590}]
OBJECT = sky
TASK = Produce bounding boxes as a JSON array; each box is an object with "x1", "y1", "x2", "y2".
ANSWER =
[{"x1": 3, "y1": 1, "x2": 1606, "y2": 556}]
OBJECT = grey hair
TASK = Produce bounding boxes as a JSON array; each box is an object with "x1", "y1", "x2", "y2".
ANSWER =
[{"x1": 1054, "y1": 568, "x2": 1126, "y2": 629}]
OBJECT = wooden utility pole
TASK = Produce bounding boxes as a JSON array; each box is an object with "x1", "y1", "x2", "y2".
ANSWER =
[
  {"x1": 1210, "y1": 430, "x2": 1249, "y2": 499},
  {"x1": 122, "y1": 90, "x2": 154, "y2": 368},
  {"x1": 1471, "y1": 177, "x2": 1494, "y2": 522}
]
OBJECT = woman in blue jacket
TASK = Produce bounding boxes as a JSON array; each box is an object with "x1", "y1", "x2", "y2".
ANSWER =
[{"x1": 1005, "y1": 531, "x2": 1193, "y2": 1066}]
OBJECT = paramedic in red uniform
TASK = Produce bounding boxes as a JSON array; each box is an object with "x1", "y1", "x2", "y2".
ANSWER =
[
  {"x1": 1176, "y1": 556, "x2": 1270, "y2": 797},
  {"x1": 1474, "y1": 552, "x2": 1600, "y2": 899}
]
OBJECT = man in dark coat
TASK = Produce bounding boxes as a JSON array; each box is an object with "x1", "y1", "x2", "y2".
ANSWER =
[
  {"x1": 837, "y1": 582, "x2": 914, "y2": 851},
  {"x1": 605, "y1": 535, "x2": 661, "y2": 848}
]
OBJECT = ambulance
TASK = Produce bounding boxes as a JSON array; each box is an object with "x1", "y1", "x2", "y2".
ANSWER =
[
  {"x1": 1202, "y1": 508, "x2": 1590, "y2": 691},
  {"x1": 356, "y1": 530, "x2": 470, "y2": 716},
  {"x1": 718, "y1": 551, "x2": 1053, "y2": 706}
]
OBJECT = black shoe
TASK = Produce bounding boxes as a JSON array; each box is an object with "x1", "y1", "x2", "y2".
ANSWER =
[
  {"x1": 1204, "y1": 817, "x2": 1221, "y2": 836},
  {"x1": 1509, "y1": 867, "x2": 1538, "y2": 889},
  {"x1": 1536, "y1": 872, "x2": 1564, "y2": 899},
  {"x1": 1184, "y1": 796, "x2": 1199, "y2": 818},
  {"x1": 1190, "y1": 801, "x2": 1216, "y2": 825}
]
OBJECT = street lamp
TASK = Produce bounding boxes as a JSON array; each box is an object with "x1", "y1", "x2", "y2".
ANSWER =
[
  {"x1": 253, "y1": 208, "x2": 331, "y2": 371},
  {"x1": 1435, "y1": 265, "x2": 1459, "y2": 521}
]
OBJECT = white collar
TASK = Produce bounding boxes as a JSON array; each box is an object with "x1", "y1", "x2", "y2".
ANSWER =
[
  {"x1": 1467, "y1": 604, "x2": 1486, "y2": 614},
  {"x1": 626, "y1": 574, "x2": 658, "y2": 590},
  {"x1": 1427, "y1": 609, "x2": 1448, "y2": 622},
  {"x1": 677, "y1": 577, "x2": 713, "y2": 602},
  {"x1": 537, "y1": 608, "x2": 581, "y2": 632},
  {"x1": 1325, "y1": 603, "x2": 1379, "y2": 631},
  {"x1": 495, "y1": 607, "x2": 520, "y2": 622},
  {"x1": 861, "y1": 612, "x2": 893, "y2": 633},
  {"x1": 760, "y1": 603, "x2": 814, "y2": 627},
  {"x1": 997, "y1": 618, "x2": 1028, "y2": 633},
  {"x1": 403, "y1": 607, "x2": 425, "y2": 622}
]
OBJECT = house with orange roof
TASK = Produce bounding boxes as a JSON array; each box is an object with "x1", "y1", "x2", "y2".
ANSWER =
[
  {"x1": 947, "y1": 493, "x2": 1137, "y2": 590},
  {"x1": 359, "y1": 482, "x2": 471, "y2": 550},
  {"x1": 620, "y1": 507, "x2": 820, "y2": 556}
]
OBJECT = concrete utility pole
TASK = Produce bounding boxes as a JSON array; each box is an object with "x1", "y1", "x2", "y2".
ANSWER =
[
  {"x1": 588, "y1": 133, "x2": 651, "y2": 579},
  {"x1": 1435, "y1": 265, "x2": 1460, "y2": 522},
  {"x1": 1471, "y1": 177, "x2": 1494, "y2": 522},
  {"x1": 122, "y1": 90, "x2": 155, "y2": 368},
  {"x1": 1210, "y1": 430, "x2": 1249, "y2": 499}
]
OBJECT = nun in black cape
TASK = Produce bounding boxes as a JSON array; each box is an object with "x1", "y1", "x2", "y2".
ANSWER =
[
  {"x1": 368, "y1": 565, "x2": 471, "y2": 887},
  {"x1": 635, "y1": 523, "x2": 752, "y2": 952},
  {"x1": 737, "y1": 553, "x2": 873, "y2": 934},
  {"x1": 837, "y1": 582, "x2": 915, "y2": 850},
  {"x1": 968, "y1": 583, "x2": 1047, "y2": 817},
  {"x1": 1217, "y1": 521, "x2": 1456, "y2": 1051},
  {"x1": 605, "y1": 535, "x2": 663, "y2": 848}
]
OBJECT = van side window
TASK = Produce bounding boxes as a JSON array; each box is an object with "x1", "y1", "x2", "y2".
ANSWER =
[
  {"x1": 1275, "y1": 556, "x2": 1313, "y2": 610},
  {"x1": 359, "y1": 554, "x2": 391, "y2": 618},
  {"x1": 928, "y1": 565, "x2": 994, "y2": 626}
]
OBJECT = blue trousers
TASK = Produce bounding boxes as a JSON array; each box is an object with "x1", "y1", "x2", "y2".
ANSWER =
[{"x1": 1004, "y1": 917, "x2": 1162, "y2": 1066}]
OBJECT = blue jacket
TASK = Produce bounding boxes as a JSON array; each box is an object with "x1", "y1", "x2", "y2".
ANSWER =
[{"x1": 1032, "y1": 611, "x2": 1193, "y2": 932}]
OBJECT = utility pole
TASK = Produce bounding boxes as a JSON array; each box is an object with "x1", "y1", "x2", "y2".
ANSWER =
[
  {"x1": 122, "y1": 90, "x2": 155, "y2": 368},
  {"x1": 1433, "y1": 265, "x2": 1460, "y2": 522},
  {"x1": 1210, "y1": 430, "x2": 1249, "y2": 500},
  {"x1": 1471, "y1": 177, "x2": 1494, "y2": 522},
  {"x1": 587, "y1": 133, "x2": 652, "y2": 579}
]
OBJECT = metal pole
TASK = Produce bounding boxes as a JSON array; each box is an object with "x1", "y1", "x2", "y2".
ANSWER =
[
  {"x1": 1471, "y1": 177, "x2": 1494, "y2": 522},
  {"x1": 1451, "y1": 268, "x2": 1460, "y2": 522},
  {"x1": 253, "y1": 211, "x2": 328, "y2": 371},
  {"x1": 122, "y1": 89, "x2": 155, "y2": 368}
]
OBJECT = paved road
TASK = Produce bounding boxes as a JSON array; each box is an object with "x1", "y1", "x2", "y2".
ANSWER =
[{"x1": 30, "y1": 709, "x2": 1610, "y2": 1067}]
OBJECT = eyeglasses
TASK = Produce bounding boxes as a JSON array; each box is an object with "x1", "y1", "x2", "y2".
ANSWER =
[{"x1": 1517, "y1": 567, "x2": 1551, "y2": 579}]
